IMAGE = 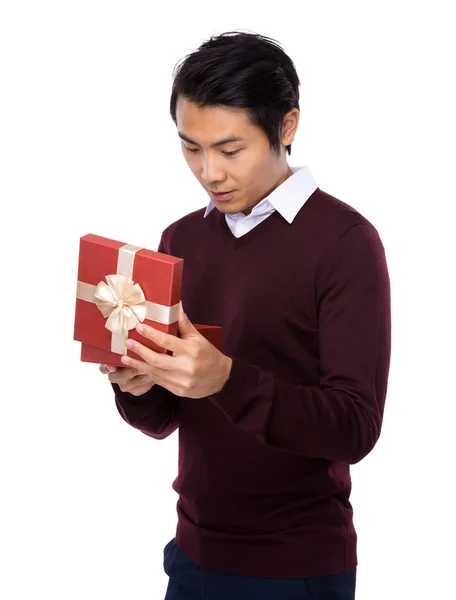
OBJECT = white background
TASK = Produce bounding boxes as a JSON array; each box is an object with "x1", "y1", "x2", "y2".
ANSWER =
[{"x1": 1, "y1": 1, "x2": 454, "y2": 598}]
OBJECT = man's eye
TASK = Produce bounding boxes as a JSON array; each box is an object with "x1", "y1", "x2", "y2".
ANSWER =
[{"x1": 184, "y1": 146, "x2": 240, "y2": 157}]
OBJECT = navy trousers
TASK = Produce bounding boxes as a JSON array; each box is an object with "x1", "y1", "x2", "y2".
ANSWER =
[{"x1": 163, "y1": 538, "x2": 357, "y2": 600}]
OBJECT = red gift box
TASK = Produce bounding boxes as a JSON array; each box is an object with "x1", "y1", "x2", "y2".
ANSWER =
[{"x1": 74, "y1": 234, "x2": 222, "y2": 367}]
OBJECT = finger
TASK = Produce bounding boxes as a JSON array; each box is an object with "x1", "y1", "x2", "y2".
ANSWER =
[
  {"x1": 122, "y1": 341, "x2": 174, "y2": 371},
  {"x1": 100, "y1": 364, "x2": 119, "y2": 375},
  {"x1": 120, "y1": 375, "x2": 156, "y2": 394},
  {"x1": 135, "y1": 323, "x2": 183, "y2": 354},
  {"x1": 108, "y1": 367, "x2": 140, "y2": 384}
]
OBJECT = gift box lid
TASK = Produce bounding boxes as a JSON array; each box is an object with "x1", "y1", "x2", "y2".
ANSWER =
[{"x1": 74, "y1": 233, "x2": 184, "y2": 355}]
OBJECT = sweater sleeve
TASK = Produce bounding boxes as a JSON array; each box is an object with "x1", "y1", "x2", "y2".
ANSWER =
[
  {"x1": 112, "y1": 230, "x2": 181, "y2": 440},
  {"x1": 208, "y1": 223, "x2": 391, "y2": 464},
  {"x1": 113, "y1": 383, "x2": 180, "y2": 440}
]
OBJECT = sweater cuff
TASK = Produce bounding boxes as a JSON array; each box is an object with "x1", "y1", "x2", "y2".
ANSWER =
[{"x1": 208, "y1": 356, "x2": 259, "y2": 421}]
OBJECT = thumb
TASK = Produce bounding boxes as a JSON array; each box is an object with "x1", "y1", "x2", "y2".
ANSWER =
[{"x1": 177, "y1": 303, "x2": 198, "y2": 338}]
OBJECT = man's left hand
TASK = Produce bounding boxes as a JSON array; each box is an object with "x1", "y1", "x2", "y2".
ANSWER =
[{"x1": 120, "y1": 304, "x2": 232, "y2": 399}]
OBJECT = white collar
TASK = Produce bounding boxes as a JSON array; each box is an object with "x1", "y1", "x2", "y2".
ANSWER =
[{"x1": 203, "y1": 166, "x2": 318, "y2": 224}]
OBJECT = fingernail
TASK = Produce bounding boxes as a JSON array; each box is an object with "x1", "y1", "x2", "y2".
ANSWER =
[
  {"x1": 125, "y1": 339, "x2": 133, "y2": 349},
  {"x1": 121, "y1": 356, "x2": 130, "y2": 365},
  {"x1": 136, "y1": 324, "x2": 144, "y2": 334}
]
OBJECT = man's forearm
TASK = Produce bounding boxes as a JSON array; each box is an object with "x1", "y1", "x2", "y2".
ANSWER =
[{"x1": 113, "y1": 383, "x2": 180, "y2": 440}]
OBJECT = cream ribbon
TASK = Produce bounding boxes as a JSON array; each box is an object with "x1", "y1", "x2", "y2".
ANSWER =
[
  {"x1": 76, "y1": 243, "x2": 181, "y2": 354},
  {"x1": 93, "y1": 273, "x2": 147, "y2": 335}
]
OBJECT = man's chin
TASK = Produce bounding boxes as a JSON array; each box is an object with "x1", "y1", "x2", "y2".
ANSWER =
[{"x1": 216, "y1": 203, "x2": 243, "y2": 215}]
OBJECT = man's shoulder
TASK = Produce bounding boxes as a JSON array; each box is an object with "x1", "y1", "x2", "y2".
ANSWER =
[
  {"x1": 297, "y1": 187, "x2": 385, "y2": 272},
  {"x1": 163, "y1": 206, "x2": 209, "y2": 237},
  {"x1": 308, "y1": 187, "x2": 378, "y2": 236},
  {"x1": 160, "y1": 206, "x2": 216, "y2": 255}
]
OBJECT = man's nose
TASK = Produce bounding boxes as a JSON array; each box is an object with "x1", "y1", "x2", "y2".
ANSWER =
[{"x1": 201, "y1": 154, "x2": 224, "y2": 183}]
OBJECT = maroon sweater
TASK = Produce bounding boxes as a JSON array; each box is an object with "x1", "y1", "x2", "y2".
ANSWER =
[{"x1": 113, "y1": 188, "x2": 391, "y2": 578}]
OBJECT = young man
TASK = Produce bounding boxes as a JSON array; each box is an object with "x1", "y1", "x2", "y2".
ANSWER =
[{"x1": 102, "y1": 31, "x2": 391, "y2": 600}]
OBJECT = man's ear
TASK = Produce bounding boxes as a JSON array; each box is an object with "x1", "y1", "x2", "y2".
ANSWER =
[{"x1": 281, "y1": 108, "x2": 300, "y2": 147}]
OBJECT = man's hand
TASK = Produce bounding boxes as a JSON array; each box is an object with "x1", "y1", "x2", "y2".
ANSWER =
[
  {"x1": 118, "y1": 304, "x2": 232, "y2": 399},
  {"x1": 99, "y1": 364, "x2": 157, "y2": 396}
]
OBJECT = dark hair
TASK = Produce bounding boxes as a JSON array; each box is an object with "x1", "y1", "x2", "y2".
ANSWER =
[{"x1": 169, "y1": 31, "x2": 300, "y2": 156}]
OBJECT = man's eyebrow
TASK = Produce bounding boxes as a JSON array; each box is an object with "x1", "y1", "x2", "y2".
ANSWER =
[{"x1": 178, "y1": 132, "x2": 245, "y2": 148}]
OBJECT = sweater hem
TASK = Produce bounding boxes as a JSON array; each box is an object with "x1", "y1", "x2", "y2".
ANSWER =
[{"x1": 175, "y1": 516, "x2": 357, "y2": 579}]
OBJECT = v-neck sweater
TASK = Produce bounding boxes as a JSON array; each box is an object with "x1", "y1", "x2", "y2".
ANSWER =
[{"x1": 113, "y1": 187, "x2": 391, "y2": 578}]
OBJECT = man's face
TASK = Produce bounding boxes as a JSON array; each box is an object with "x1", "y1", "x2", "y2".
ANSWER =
[{"x1": 175, "y1": 96, "x2": 292, "y2": 216}]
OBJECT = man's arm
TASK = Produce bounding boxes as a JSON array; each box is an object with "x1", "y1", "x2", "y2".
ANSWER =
[
  {"x1": 112, "y1": 230, "x2": 181, "y2": 440},
  {"x1": 207, "y1": 223, "x2": 391, "y2": 464},
  {"x1": 112, "y1": 382, "x2": 180, "y2": 440}
]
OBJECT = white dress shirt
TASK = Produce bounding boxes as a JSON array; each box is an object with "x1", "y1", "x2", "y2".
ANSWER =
[{"x1": 203, "y1": 166, "x2": 318, "y2": 238}]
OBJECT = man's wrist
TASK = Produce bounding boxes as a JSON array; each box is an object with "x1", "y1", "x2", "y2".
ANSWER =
[{"x1": 215, "y1": 356, "x2": 233, "y2": 395}]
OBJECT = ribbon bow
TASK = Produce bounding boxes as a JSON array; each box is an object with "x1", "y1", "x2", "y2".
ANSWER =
[{"x1": 93, "y1": 274, "x2": 147, "y2": 335}]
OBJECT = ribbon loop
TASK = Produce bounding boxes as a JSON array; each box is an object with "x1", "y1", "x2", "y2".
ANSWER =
[{"x1": 93, "y1": 273, "x2": 147, "y2": 335}]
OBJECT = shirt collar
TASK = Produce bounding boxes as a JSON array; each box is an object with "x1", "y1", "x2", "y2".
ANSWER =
[{"x1": 203, "y1": 166, "x2": 318, "y2": 223}]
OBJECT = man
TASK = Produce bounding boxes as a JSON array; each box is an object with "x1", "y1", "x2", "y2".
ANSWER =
[{"x1": 101, "y1": 31, "x2": 391, "y2": 599}]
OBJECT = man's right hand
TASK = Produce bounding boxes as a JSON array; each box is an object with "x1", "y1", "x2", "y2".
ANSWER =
[{"x1": 99, "y1": 364, "x2": 157, "y2": 397}]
